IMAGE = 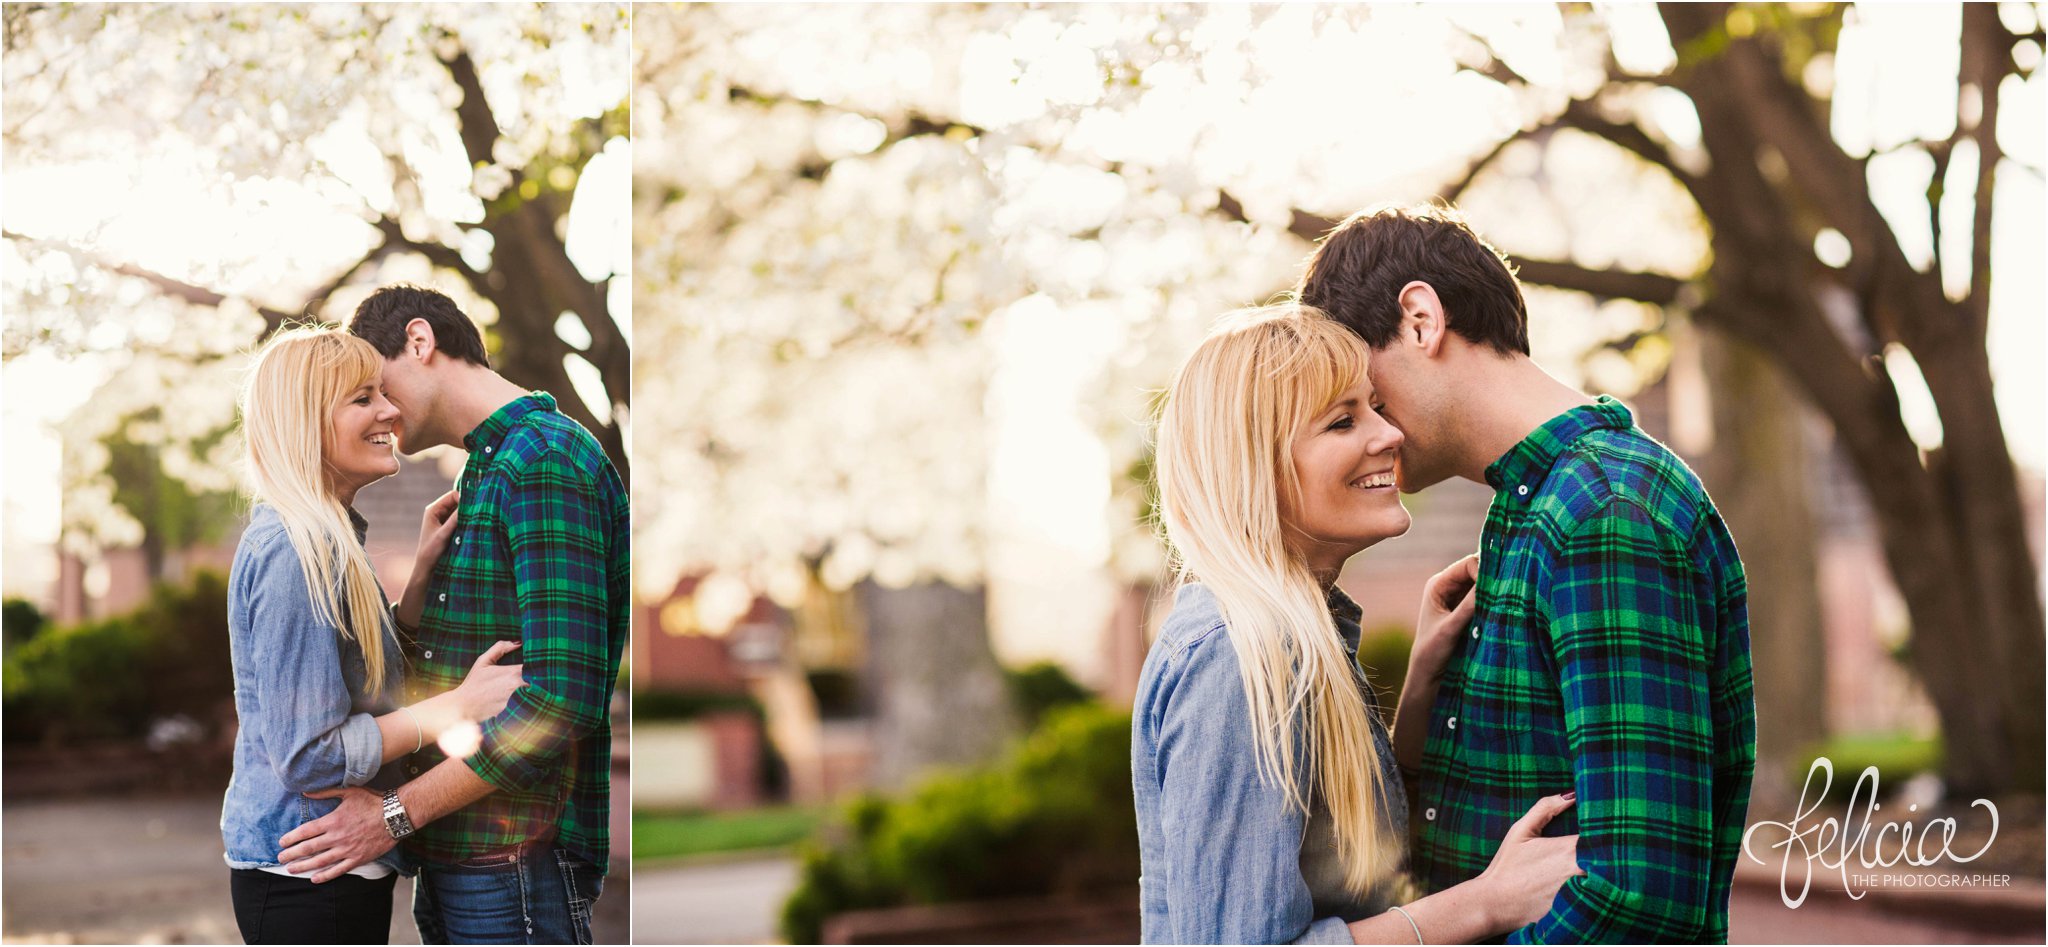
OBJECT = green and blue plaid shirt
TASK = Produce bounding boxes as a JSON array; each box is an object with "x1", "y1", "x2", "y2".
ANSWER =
[
  {"x1": 401, "y1": 392, "x2": 629, "y2": 874},
  {"x1": 1409, "y1": 396, "x2": 1755, "y2": 943}
]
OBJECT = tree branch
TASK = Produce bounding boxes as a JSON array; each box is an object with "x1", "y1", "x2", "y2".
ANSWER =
[
  {"x1": 3, "y1": 229, "x2": 298, "y2": 337},
  {"x1": 440, "y1": 44, "x2": 625, "y2": 393},
  {"x1": 1213, "y1": 190, "x2": 1342, "y2": 244},
  {"x1": 372, "y1": 217, "x2": 489, "y2": 295},
  {"x1": 442, "y1": 49, "x2": 501, "y2": 170},
  {"x1": 436, "y1": 41, "x2": 628, "y2": 476},
  {"x1": 1716, "y1": 29, "x2": 1894, "y2": 277},
  {"x1": 1512, "y1": 258, "x2": 1686, "y2": 304},
  {"x1": 1961, "y1": 1, "x2": 2007, "y2": 341},
  {"x1": 1439, "y1": 125, "x2": 1542, "y2": 204},
  {"x1": 300, "y1": 237, "x2": 397, "y2": 319},
  {"x1": 727, "y1": 84, "x2": 988, "y2": 181},
  {"x1": 1205, "y1": 197, "x2": 1686, "y2": 305},
  {"x1": 1456, "y1": 27, "x2": 1703, "y2": 203},
  {"x1": 1459, "y1": 32, "x2": 1534, "y2": 87},
  {"x1": 1558, "y1": 97, "x2": 1700, "y2": 196},
  {"x1": 1928, "y1": 137, "x2": 1952, "y2": 284}
]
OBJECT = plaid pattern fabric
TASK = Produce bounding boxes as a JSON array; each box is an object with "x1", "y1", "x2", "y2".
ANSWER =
[
  {"x1": 400, "y1": 392, "x2": 629, "y2": 874},
  {"x1": 1409, "y1": 396, "x2": 1755, "y2": 943}
]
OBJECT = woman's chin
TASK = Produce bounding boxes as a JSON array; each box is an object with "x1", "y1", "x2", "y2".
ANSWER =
[
  {"x1": 1386, "y1": 510, "x2": 1414, "y2": 538},
  {"x1": 1352, "y1": 515, "x2": 1413, "y2": 549},
  {"x1": 345, "y1": 462, "x2": 400, "y2": 491}
]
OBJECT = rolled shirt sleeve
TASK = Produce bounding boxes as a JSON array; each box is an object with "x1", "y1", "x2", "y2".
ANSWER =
[
  {"x1": 1153, "y1": 627, "x2": 1352, "y2": 945},
  {"x1": 243, "y1": 535, "x2": 383, "y2": 792},
  {"x1": 466, "y1": 449, "x2": 613, "y2": 793},
  {"x1": 1511, "y1": 498, "x2": 1715, "y2": 944}
]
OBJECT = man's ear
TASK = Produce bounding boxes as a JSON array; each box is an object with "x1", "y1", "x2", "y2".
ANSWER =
[
  {"x1": 404, "y1": 318, "x2": 438, "y2": 363},
  {"x1": 1396, "y1": 281, "x2": 1449, "y2": 358}
]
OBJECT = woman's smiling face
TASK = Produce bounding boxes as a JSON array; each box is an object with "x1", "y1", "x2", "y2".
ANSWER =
[
  {"x1": 325, "y1": 369, "x2": 401, "y2": 500},
  {"x1": 1282, "y1": 372, "x2": 1412, "y2": 574}
]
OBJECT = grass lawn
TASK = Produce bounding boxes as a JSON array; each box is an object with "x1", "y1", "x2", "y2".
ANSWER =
[
  {"x1": 1804, "y1": 731, "x2": 1942, "y2": 802},
  {"x1": 1815, "y1": 731, "x2": 1942, "y2": 777},
  {"x1": 633, "y1": 806, "x2": 823, "y2": 862}
]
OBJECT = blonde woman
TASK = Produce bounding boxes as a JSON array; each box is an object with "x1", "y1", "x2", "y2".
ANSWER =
[
  {"x1": 1135, "y1": 305, "x2": 1582, "y2": 943},
  {"x1": 222, "y1": 327, "x2": 522, "y2": 944}
]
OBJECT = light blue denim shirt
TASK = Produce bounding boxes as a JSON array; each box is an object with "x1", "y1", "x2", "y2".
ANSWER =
[
  {"x1": 1133, "y1": 582, "x2": 1410, "y2": 944},
  {"x1": 220, "y1": 503, "x2": 405, "y2": 871}
]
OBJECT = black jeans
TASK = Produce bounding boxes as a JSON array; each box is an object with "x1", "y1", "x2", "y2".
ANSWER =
[{"x1": 229, "y1": 868, "x2": 397, "y2": 944}]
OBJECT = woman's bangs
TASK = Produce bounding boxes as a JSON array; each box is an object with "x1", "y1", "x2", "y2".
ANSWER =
[
  {"x1": 320, "y1": 334, "x2": 383, "y2": 407},
  {"x1": 1272, "y1": 318, "x2": 1367, "y2": 425}
]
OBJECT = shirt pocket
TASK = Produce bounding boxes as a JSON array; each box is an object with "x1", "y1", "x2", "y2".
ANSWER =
[
  {"x1": 1453, "y1": 624, "x2": 1541, "y2": 779},
  {"x1": 1468, "y1": 625, "x2": 1578, "y2": 836}
]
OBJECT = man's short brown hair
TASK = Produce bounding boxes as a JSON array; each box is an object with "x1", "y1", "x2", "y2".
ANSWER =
[
  {"x1": 347, "y1": 285, "x2": 491, "y2": 368},
  {"x1": 1295, "y1": 204, "x2": 1529, "y2": 356}
]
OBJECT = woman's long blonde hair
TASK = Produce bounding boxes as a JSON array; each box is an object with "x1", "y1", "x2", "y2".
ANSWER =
[
  {"x1": 1153, "y1": 303, "x2": 1395, "y2": 893},
  {"x1": 239, "y1": 326, "x2": 391, "y2": 696}
]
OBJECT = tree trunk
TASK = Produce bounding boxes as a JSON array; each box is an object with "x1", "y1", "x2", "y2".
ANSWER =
[
  {"x1": 1693, "y1": 243, "x2": 2041, "y2": 800},
  {"x1": 1660, "y1": 0, "x2": 2046, "y2": 796},
  {"x1": 861, "y1": 579, "x2": 1020, "y2": 789},
  {"x1": 442, "y1": 50, "x2": 630, "y2": 481},
  {"x1": 1693, "y1": 330, "x2": 1827, "y2": 806}
]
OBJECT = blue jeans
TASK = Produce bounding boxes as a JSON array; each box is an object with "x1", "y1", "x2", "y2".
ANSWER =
[{"x1": 411, "y1": 842, "x2": 602, "y2": 945}]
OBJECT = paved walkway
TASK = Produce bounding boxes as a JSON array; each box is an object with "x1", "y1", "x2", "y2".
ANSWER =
[
  {"x1": 632, "y1": 854, "x2": 799, "y2": 944},
  {"x1": 1730, "y1": 885, "x2": 2038, "y2": 944},
  {"x1": 2, "y1": 794, "x2": 628, "y2": 944},
  {"x1": 18, "y1": 792, "x2": 2027, "y2": 945},
  {"x1": 628, "y1": 852, "x2": 2041, "y2": 945}
]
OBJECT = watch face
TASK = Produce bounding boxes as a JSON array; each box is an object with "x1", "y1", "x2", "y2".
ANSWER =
[{"x1": 383, "y1": 792, "x2": 414, "y2": 838}]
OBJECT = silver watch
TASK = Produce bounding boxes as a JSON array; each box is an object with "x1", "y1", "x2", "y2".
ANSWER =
[{"x1": 381, "y1": 789, "x2": 416, "y2": 840}]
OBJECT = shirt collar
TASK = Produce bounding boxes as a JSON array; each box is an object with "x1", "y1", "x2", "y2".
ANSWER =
[
  {"x1": 346, "y1": 506, "x2": 369, "y2": 544},
  {"x1": 1327, "y1": 583, "x2": 1364, "y2": 656},
  {"x1": 462, "y1": 392, "x2": 556, "y2": 456},
  {"x1": 1484, "y1": 395, "x2": 1633, "y2": 499}
]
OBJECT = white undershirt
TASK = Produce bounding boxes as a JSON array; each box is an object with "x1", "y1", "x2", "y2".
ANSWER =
[{"x1": 258, "y1": 860, "x2": 395, "y2": 881}]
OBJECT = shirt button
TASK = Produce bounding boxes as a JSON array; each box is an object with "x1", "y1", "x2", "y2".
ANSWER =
[
  {"x1": 484, "y1": 446, "x2": 493, "y2": 454},
  {"x1": 423, "y1": 650, "x2": 434, "y2": 659},
  {"x1": 438, "y1": 593, "x2": 447, "y2": 602},
  {"x1": 1517, "y1": 485, "x2": 1529, "y2": 496},
  {"x1": 1447, "y1": 717, "x2": 1458, "y2": 730},
  {"x1": 453, "y1": 537, "x2": 461, "y2": 545},
  {"x1": 1470, "y1": 625, "x2": 1480, "y2": 640},
  {"x1": 409, "y1": 766, "x2": 419, "y2": 775},
  {"x1": 1424, "y1": 807, "x2": 1437, "y2": 822}
]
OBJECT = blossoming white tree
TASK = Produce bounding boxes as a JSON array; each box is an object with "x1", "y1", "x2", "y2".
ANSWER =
[
  {"x1": 4, "y1": 3, "x2": 631, "y2": 568},
  {"x1": 634, "y1": 4, "x2": 2042, "y2": 794}
]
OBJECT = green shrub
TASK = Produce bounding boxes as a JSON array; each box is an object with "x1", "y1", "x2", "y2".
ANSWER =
[
  {"x1": 1005, "y1": 660, "x2": 1093, "y2": 729},
  {"x1": 780, "y1": 703, "x2": 1138, "y2": 944},
  {"x1": 1355, "y1": 623, "x2": 1413, "y2": 718},
  {"x1": 631, "y1": 688, "x2": 764, "y2": 722},
  {"x1": 2, "y1": 597, "x2": 48, "y2": 652},
  {"x1": 2, "y1": 571, "x2": 230, "y2": 744},
  {"x1": 142, "y1": 570, "x2": 233, "y2": 718},
  {"x1": 2, "y1": 613, "x2": 155, "y2": 742}
]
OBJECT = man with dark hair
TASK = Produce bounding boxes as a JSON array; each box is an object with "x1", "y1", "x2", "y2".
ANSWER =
[
  {"x1": 1299, "y1": 205, "x2": 1756, "y2": 943},
  {"x1": 276, "y1": 285, "x2": 627, "y2": 944},
  {"x1": 348, "y1": 284, "x2": 494, "y2": 369}
]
